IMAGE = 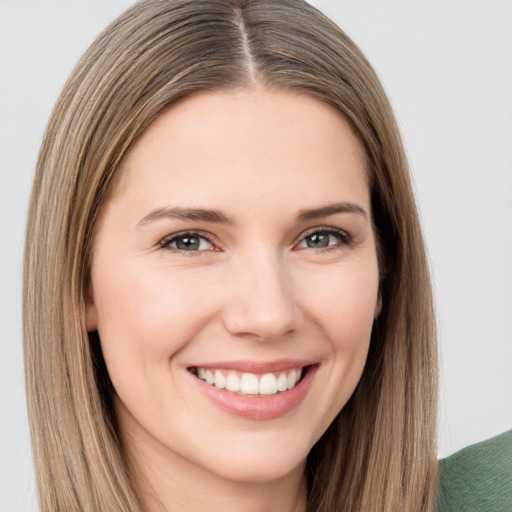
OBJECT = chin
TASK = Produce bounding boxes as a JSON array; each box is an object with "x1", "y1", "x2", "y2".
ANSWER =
[
  {"x1": 186, "y1": 426, "x2": 314, "y2": 484},
  {"x1": 204, "y1": 452, "x2": 306, "y2": 484}
]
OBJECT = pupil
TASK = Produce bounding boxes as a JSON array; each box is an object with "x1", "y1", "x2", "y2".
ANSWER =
[
  {"x1": 307, "y1": 233, "x2": 329, "y2": 248},
  {"x1": 177, "y1": 236, "x2": 199, "y2": 250}
]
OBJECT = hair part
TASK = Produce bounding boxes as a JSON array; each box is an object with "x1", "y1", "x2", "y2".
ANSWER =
[{"x1": 24, "y1": 1, "x2": 438, "y2": 510}]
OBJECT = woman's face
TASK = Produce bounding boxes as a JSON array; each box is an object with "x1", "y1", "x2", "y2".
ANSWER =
[{"x1": 87, "y1": 89, "x2": 380, "y2": 484}]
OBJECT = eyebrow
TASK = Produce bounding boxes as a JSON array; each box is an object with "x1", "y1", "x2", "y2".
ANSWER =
[
  {"x1": 137, "y1": 207, "x2": 233, "y2": 226},
  {"x1": 297, "y1": 202, "x2": 368, "y2": 221},
  {"x1": 137, "y1": 201, "x2": 367, "y2": 227}
]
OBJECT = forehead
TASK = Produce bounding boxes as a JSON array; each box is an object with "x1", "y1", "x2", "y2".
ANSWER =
[{"x1": 112, "y1": 88, "x2": 369, "y2": 212}]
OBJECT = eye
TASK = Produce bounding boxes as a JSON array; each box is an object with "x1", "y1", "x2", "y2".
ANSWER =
[
  {"x1": 296, "y1": 228, "x2": 351, "y2": 250},
  {"x1": 160, "y1": 232, "x2": 214, "y2": 252}
]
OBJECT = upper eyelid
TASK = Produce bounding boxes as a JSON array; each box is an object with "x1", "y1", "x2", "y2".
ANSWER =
[
  {"x1": 296, "y1": 226, "x2": 351, "y2": 242},
  {"x1": 299, "y1": 226, "x2": 347, "y2": 236}
]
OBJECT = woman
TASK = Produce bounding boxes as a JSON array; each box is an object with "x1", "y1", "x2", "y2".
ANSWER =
[{"x1": 24, "y1": 0, "x2": 438, "y2": 510}]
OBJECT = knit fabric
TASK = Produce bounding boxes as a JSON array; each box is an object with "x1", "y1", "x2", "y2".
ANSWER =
[{"x1": 438, "y1": 429, "x2": 512, "y2": 511}]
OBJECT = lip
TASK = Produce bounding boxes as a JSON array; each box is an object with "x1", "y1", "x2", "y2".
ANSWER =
[
  {"x1": 189, "y1": 361, "x2": 318, "y2": 421},
  {"x1": 188, "y1": 359, "x2": 316, "y2": 374}
]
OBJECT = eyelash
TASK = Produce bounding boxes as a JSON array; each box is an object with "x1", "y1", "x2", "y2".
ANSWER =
[
  {"x1": 296, "y1": 227, "x2": 352, "y2": 252},
  {"x1": 159, "y1": 231, "x2": 216, "y2": 254},
  {"x1": 159, "y1": 227, "x2": 352, "y2": 255}
]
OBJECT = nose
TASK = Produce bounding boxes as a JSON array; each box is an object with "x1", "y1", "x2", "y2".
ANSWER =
[{"x1": 221, "y1": 252, "x2": 302, "y2": 341}]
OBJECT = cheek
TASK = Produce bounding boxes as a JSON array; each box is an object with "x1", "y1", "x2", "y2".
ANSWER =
[
  {"x1": 301, "y1": 261, "x2": 378, "y2": 420},
  {"x1": 95, "y1": 261, "x2": 201, "y2": 337},
  {"x1": 91, "y1": 262, "x2": 211, "y2": 394},
  {"x1": 305, "y1": 260, "x2": 379, "y2": 342}
]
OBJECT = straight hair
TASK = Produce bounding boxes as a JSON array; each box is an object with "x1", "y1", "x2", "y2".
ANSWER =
[{"x1": 24, "y1": 1, "x2": 438, "y2": 510}]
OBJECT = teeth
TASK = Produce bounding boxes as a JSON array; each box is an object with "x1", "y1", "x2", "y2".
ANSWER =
[
  {"x1": 259, "y1": 373, "x2": 277, "y2": 395},
  {"x1": 276, "y1": 372, "x2": 288, "y2": 392},
  {"x1": 214, "y1": 370, "x2": 226, "y2": 389},
  {"x1": 286, "y1": 370, "x2": 296, "y2": 390},
  {"x1": 195, "y1": 367, "x2": 304, "y2": 396},
  {"x1": 240, "y1": 373, "x2": 259, "y2": 394},
  {"x1": 226, "y1": 372, "x2": 241, "y2": 392}
]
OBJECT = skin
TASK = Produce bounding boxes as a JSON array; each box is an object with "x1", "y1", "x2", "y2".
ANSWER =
[{"x1": 87, "y1": 88, "x2": 381, "y2": 512}]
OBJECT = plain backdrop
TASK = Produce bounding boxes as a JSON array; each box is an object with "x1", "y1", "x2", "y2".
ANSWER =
[{"x1": 1, "y1": 1, "x2": 511, "y2": 510}]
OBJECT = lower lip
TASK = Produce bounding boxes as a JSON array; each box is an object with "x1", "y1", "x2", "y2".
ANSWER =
[{"x1": 192, "y1": 366, "x2": 318, "y2": 421}]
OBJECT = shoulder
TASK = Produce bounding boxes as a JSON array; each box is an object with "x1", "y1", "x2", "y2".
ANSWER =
[{"x1": 438, "y1": 430, "x2": 512, "y2": 512}]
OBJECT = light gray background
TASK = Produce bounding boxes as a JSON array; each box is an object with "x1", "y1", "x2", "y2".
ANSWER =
[{"x1": 1, "y1": 1, "x2": 511, "y2": 510}]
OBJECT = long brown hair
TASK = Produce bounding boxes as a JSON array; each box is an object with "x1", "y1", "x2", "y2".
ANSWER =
[{"x1": 23, "y1": 1, "x2": 438, "y2": 510}]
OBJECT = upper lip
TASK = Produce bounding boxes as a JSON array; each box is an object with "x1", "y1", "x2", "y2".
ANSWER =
[{"x1": 188, "y1": 359, "x2": 316, "y2": 374}]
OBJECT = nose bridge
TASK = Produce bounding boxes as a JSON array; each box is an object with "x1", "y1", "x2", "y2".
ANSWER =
[{"x1": 223, "y1": 247, "x2": 300, "y2": 340}]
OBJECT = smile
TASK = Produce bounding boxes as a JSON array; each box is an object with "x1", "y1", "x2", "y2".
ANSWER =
[
  {"x1": 192, "y1": 367, "x2": 303, "y2": 396},
  {"x1": 188, "y1": 362, "x2": 317, "y2": 420}
]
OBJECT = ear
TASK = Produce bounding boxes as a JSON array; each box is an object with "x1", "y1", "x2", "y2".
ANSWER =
[{"x1": 85, "y1": 286, "x2": 98, "y2": 332}]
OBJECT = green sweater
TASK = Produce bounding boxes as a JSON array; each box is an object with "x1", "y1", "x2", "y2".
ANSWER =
[{"x1": 438, "y1": 430, "x2": 512, "y2": 511}]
